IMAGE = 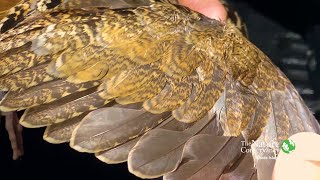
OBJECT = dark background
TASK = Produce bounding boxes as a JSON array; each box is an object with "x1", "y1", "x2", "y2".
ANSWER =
[
  {"x1": 239, "y1": 0, "x2": 320, "y2": 34},
  {"x1": 1, "y1": 1, "x2": 320, "y2": 179}
]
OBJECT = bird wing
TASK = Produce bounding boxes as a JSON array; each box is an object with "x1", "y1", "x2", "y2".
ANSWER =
[
  {"x1": 0, "y1": 0, "x2": 164, "y2": 33},
  {"x1": 0, "y1": 0, "x2": 319, "y2": 179}
]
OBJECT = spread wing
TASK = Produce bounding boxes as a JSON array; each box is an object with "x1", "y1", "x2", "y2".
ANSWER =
[{"x1": 0, "y1": 0, "x2": 319, "y2": 179}]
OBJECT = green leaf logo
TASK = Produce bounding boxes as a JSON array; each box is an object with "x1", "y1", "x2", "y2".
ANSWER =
[{"x1": 281, "y1": 139, "x2": 296, "y2": 154}]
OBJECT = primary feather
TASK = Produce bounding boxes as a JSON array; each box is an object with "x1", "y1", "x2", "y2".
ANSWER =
[{"x1": 0, "y1": 0, "x2": 319, "y2": 179}]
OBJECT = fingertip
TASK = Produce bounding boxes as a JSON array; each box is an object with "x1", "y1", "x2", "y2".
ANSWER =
[{"x1": 178, "y1": 0, "x2": 227, "y2": 22}]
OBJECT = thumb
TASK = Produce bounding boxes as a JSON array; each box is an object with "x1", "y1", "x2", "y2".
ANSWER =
[{"x1": 273, "y1": 132, "x2": 320, "y2": 180}]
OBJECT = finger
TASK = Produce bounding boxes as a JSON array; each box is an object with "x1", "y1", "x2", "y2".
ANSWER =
[
  {"x1": 288, "y1": 132, "x2": 320, "y2": 161},
  {"x1": 178, "y1": 0, "x2": 227, "y2": 22},
  {"x1": 272, "y1": 132, "x2": 320, "y2": 180}
]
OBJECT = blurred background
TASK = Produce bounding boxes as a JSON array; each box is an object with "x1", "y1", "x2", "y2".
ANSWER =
[{"x1": 0, "y1": 0, "x2": 320, "y2": 179}]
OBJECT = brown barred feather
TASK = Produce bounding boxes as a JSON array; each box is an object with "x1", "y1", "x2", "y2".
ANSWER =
[
  {"x1": 43, "y1": 112, "x2": 88, "y2": 144},
  {"x1": 0, "y1": 63, "x2": 55, "y2": 92},
  {"x1": 0, "y1": 79, "x2": 98, "y2": 110},
  {"x1": 20, "y1": 88, "x2": 108, "y2": 128}
]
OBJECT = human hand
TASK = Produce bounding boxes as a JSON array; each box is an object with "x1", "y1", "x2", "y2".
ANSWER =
[
  {"x1": 178, "y1": 0, "x2": 227, "y2": 22},
  {"x1": 273, "y1": 132, "x2": 320, "y2": 180}
]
